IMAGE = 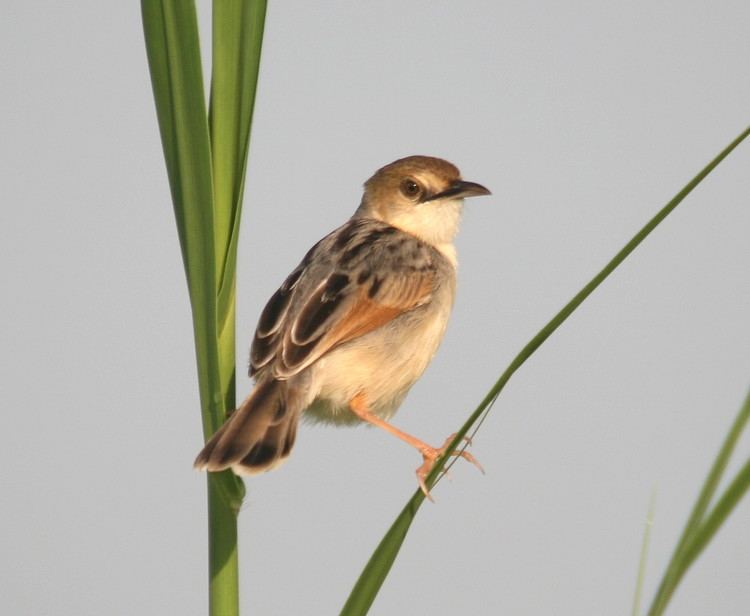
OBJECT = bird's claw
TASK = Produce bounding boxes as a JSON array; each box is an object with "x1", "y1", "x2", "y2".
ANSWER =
[{"x1": 415, "y1": 434, "x2": 484, "y2": 502}]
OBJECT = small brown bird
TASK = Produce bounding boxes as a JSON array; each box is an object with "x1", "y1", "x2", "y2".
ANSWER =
[{"x1": 194, "y1": 156, "x2": 490, "y2": 498}]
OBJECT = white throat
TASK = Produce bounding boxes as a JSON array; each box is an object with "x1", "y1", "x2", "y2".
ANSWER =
[
  {"x1": 383, "y1": 197, "x2": 462, "y2": 258},
  {"x1": 356, "y1": 196, "x2": 463, "y2": 268}
]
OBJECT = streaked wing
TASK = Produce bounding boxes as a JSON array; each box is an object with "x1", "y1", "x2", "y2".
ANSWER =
[
  {"x1": 249, "y1": 263, "x2": 306, "y2": 376},
  {"x1": 249, "y1": 218, "x2": 437, "y2": 379},
  {"x1": 278, "y1": 265, "x2": 434, "y2": 376}
]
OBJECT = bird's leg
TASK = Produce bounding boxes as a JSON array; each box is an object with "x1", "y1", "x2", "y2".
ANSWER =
[{"x1": 349, "y1": 393, "x2": 482, "y2": 501}]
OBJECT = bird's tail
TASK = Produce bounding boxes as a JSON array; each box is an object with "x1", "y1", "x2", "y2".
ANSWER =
[{"x1": 193, "y1": 378, "x2": 301, "y2": 475}]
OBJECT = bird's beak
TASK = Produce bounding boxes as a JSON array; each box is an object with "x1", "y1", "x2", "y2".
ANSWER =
[{"x1": 427, "y1": 179, "x2": 491, "y2": 201}]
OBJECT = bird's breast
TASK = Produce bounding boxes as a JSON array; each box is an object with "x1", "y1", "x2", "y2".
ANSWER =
[{"x1": 303, "y1": 270, "x2": 455, "y2": 425}]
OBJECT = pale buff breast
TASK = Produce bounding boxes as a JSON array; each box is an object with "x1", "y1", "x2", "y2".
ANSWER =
[{"x1": 303, "y1": 266, "x2": 455, "y2": 425}]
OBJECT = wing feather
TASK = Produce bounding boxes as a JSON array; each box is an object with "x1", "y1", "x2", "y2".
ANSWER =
[
  {"x1": 278, "y1": 268, "x2": 434, "y2": 376},
  {"x1": 249, "y1": 265, "x2": 305, "y2": 375},
  {"x1": 250, "y1": 218, "x2": 440, "y2": 379}
]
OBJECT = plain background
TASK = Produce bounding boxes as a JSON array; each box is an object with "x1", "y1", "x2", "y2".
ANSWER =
[{"x1": 2, "y1": 2, "x2": 749, "y2": 614}]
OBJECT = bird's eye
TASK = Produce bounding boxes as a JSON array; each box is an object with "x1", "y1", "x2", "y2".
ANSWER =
[{"x1": 400, "y1": 178, "x2": 422, "y2": 199}]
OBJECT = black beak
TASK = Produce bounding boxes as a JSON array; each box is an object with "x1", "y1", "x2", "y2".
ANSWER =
[{"x1": 427, "y1": 180, "x2": 491, "y2": 202}]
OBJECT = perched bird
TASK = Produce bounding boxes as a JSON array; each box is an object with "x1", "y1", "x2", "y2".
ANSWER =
[{"x1": 194, "y1": 155, "x2": 490, "y2": 498}]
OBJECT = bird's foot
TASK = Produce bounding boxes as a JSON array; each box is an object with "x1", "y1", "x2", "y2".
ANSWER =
[{"x1": 415, "y1": 434, "x2": 484, "y2": 502}]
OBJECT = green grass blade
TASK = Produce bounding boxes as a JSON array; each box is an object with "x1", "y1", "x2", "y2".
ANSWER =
[
  {"x1": 142, "y1": 1, "x2": 213, "y2": 292},
  {"x1": 340, "y1": 126, "x2": 750, "y2": 616},
  {"x1": 142, "y1": 0, "x2": 222, "y2": 436},
  {"x1": 678, "y1": 456, "x2": 750, "y2": 577},
  {"x1": 648, "y1": 389, "x2": 750, "y2": 615},
  {"x1": 669, "y1": 390, "x2": 750, "y2": 557},
  {"x1": 339, "y1": 499, "x2": 423, "y2": 615},
  {"x1": 632, "y1": 490, "x2": 657, "y2": 616},
  {"x1": 210, "y1": 0, "x2": 267, "y2": 410},
  {"x1": 210, "y1": 0, "x2": 267, "y2": 291}
]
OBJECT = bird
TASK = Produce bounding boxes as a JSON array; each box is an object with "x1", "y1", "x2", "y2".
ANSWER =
[{"x1": 194, "y1": 155, "x2": 490, "y2": 499}]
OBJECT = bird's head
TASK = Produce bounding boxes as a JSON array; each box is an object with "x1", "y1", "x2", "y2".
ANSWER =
[{"x1": 356, "y1": 155, "x2": 490, "y2": 247}]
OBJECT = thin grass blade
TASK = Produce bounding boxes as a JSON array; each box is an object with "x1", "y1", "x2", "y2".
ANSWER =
[
  {"x1": 210, "y1": 0, "x2": 267, "y2": 411},
  {"x1": 340, "y1": 126, "x2": 750, "y2": 616},
  {"x1": 632, "y1": 490, "x2": 657, "y2": 616},
  {"x1": 210, "y1": 0, "x2": 267, "y2": 292},
  {"x1": 648, "y1": 388, "x2": 750, "y2": 615},
  {"x1": 678, "y1": 456, "x2": 750, "y2": 580}
]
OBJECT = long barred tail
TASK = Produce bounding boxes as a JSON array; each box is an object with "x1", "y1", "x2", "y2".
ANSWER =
[{"x1": 193, "y1": 378, "x2": 301, "y2": 475}]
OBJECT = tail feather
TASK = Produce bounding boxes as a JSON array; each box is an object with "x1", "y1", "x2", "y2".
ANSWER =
[
  {"x1": 237, "y1": 417, "x2": 298, "y2": 472},
  {"x1": 193, "y1": 378, "x2": 301, "y2": 475}
]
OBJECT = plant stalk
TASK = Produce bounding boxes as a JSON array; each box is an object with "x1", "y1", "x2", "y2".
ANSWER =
[{"x1": 142, "y1": 1, "x2": 266, "y2": 613}]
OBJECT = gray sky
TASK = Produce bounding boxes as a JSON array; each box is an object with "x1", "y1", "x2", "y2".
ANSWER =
[{"x1": 2, "y1": 1, "x2": 749, "y2": 614}]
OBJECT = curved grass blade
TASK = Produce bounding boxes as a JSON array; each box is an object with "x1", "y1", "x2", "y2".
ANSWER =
[
  {"x1": 648, "y1": 389, "x2": 750, "y2": 615},
  {"x1": 340, "y1": 126, "x2": 750, "y2": 616}
]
